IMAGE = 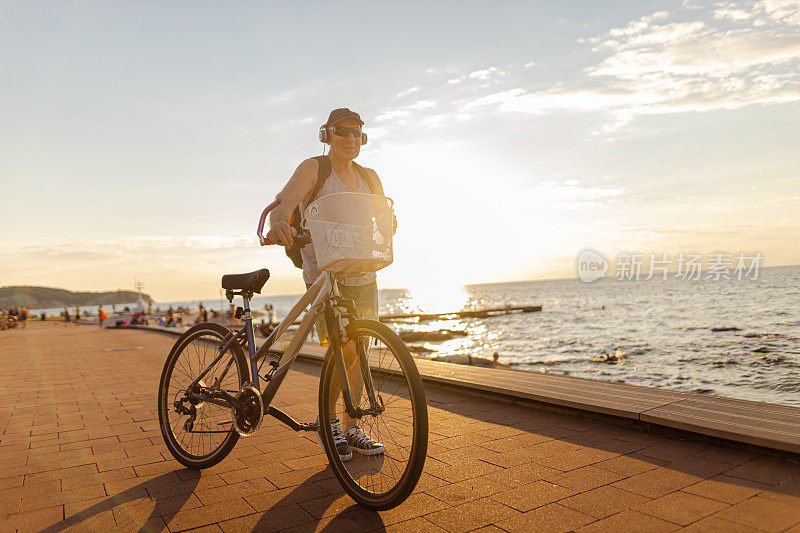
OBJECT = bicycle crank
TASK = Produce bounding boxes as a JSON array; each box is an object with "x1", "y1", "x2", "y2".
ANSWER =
[{"x1": 231, "y1": 383, "x2": 264, "y2": 437}]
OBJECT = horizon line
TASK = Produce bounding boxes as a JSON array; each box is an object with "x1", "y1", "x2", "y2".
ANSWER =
[{"x1": 8, "y1": 262, "x2": 798, "y2": 307}]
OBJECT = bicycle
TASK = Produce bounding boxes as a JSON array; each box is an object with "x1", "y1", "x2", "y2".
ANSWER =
[{"x1": 157, "y1": 192, "x2": 428, "y2": 510}]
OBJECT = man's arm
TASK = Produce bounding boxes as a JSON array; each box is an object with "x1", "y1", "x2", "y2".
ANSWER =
[{"x1": 265, "y1": 158, "x2": 318, "y2": 246}]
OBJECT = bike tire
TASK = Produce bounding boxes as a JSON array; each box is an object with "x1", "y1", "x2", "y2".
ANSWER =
[
  {"x1": 158, "y1": 322, "x2": 248, "y2": 469},
  {"x1": 318, "y1": 319, "x2": 428, "y2": 510}
]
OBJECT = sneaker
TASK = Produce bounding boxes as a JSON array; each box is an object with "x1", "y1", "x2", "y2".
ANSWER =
[
  {"x1": 316, "y1": 418, "x2": 352, "y2": 461},
  {"x1": 346, "y1": 426, "x2": 386, "y2": 456}
]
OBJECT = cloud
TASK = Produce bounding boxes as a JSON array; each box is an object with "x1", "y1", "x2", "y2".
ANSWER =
[
  {"x1": 468, "y1": 67, "x2": 504, "y2": 80},
  {"x1": 2, "y1": 234, "x2": 257, "y2": 269},
  {"x1": 460, "y1": 88, "x2": 526, "y2": 112},
  {"x1": 714, "y1": 4, "x2": 754, "y2": 21},
  {"x1": 582, "y1": 6, "x2": 800, "y2": 120},
  {"x1": 443, "y1": 66, "x2": 506, "y2": 86},
  {"x1": 373, "y1": 100, "x2": 436, "y2": 122},
  {"x1": 364, "y1": 3, "x2": 800, "y2": 139},
  {"x1": 758, "y1": 0, "x2": 800, "y2": 25},
  {"x1": 396, "y1": 86, "x2": 420, "y2": 98},
  {"x1": 525, "y1": 180, "x2": 626, "y2": 210},
  {"x1": 365, "y1": 64, "x2": 517, "y2": 133},
  {"x1": 0, "y1": 233, "x2": 291, "y2": 298},
  {"x1": 448, "y1": 4, "x2": 800, "y2": 132}
]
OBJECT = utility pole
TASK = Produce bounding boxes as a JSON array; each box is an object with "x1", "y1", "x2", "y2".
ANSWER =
[{"x1": 135, "y1": 279, "x2": 147, "y2": 313}]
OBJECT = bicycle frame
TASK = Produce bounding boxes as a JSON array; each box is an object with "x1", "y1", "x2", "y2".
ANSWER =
[{"x1": 184, "y1": 269, "x2": 377, "y2": 430}]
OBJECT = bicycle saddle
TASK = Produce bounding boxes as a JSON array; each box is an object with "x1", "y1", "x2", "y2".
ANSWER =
[{"x1": 221, "y1": 268, "x2": 270, "y2": 293}]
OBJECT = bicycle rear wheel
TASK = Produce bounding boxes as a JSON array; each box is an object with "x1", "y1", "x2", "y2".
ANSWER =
[
  {"x1": 157, "y1": 322, "x2": 248, "y2": 469},
  {"x1": 319, "y1": 319, "x2": 428, "y2": 510}
]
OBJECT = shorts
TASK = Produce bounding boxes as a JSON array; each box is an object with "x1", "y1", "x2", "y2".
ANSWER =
[{"x1": 305, "y1": 280, "x2": 378, "y2": 342}]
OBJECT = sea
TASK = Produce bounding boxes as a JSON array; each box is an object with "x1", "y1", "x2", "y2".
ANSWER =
[{"x1": 31, "y1": 264, "x2": 800, "y2": 407}]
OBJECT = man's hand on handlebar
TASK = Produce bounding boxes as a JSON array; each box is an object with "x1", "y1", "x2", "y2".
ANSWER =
[{"x1": 265, "y1": 221, "x2": 297, "y2": 247}]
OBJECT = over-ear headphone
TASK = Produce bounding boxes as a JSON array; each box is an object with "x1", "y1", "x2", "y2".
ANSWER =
[{"x1": 319, "y1": 124, "x2": 368, "y2": 145}]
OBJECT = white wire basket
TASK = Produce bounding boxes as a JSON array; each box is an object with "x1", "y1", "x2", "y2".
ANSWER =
[{"x1": 303, "y1": 192, "x2": 394, "y2": 275}]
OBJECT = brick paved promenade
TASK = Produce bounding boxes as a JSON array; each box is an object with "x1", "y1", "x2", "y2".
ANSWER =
[{"x1": 2, "y1": 322, "x2": 800, "y2": 532}]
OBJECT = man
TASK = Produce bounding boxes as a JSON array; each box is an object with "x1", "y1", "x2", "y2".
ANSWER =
[{"x1": 264, "y1": 108, "x2": 386, "y2": 461}]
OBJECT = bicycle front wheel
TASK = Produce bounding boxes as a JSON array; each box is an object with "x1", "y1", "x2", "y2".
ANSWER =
[
  {"x1": 319, "y1": 319, "x2": 428, "y2": 510},
  {"x1": 157, "y1": 322, "x2": 248, "y2": 469}
]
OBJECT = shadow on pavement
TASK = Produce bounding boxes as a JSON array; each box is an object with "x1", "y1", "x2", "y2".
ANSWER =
[
  {"x1": 250, "y1": 469, "x2": 387, "y2": 532},
  {"x1": 41, "y1": 470, "x2": 198, "y2": 532}
]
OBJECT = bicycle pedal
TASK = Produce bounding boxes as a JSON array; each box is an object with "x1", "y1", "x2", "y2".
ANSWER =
[{"x1": 261, "y1": 360, "x2": 279, "y2": 382}]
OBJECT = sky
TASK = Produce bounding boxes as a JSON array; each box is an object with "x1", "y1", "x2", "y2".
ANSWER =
[{"x1": 2, "y1": 0, "x2": 799, "y2": 302}]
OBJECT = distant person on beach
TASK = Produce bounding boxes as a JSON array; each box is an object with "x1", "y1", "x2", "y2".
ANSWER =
[
  {"x1": 264, "y1": 107, "x2": 392, "y2": 461},
  {"x1": 75, "y1": 306, "x2": 80, "y2": 324},
  {"x1": 258, "y1": 319, "x2": 276, "y2": 338},
  {"x1": 130, "y1": 312, "x2": 146, "y2": 326},
  {"x1": 491, "y1": 351, "x2": 510, "y2": 368},
  {"x1": 20, "y1": 306, "x2": 28, "y2": 328},
  {"x1": 64, "y1": 307, "x2": 71, "y2": 324},
  {"x1": 98, "y1": 305, "x2": 107, "y2": 327}
]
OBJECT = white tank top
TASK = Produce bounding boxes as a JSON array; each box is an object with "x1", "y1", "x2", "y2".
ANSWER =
[{"x1": 299, "y1": 167, "x2": 377, "y2": 286}]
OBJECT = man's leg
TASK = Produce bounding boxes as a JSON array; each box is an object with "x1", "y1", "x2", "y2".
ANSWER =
[
  {"x1": 323, "y1": 282, "x2": 376, "y2": 423},
  {"x1": 313, "y1": 280, "x2": 384, "y2": 457},
  {"x1": 337, "y1": 281, "x2": 385, "y2": 455},
  {"x1": 307, "y1": 292, "x2": 354, "y2": 460},
  {"x1": 330, "y1": 340, "x2": 364, "y2": 430}
]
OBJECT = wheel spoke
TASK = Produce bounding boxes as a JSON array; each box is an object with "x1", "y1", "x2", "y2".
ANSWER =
[
  {"x1": 321, "y1": 322, "x2": 427, "y2": 508},
  {"x1": 159, "y1": 327, "x2": 241, "y2": 463}
]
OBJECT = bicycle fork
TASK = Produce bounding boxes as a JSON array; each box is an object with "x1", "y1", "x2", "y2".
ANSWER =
[{"x1": 324, "y1": 300, "x2": 383, "y2": 420}]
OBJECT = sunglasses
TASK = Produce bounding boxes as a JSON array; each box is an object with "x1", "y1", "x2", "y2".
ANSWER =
[{"x1": 329, "y1": 126, "x2": 363, "y2": 138}]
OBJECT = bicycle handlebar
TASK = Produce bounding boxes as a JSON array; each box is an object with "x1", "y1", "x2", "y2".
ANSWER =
[
  {"x1": 257, "y1": 198, "x2": 282, "y2": 246},
  {"x1": 256, "y1": 198, "x2": 312, "y2": 249}
]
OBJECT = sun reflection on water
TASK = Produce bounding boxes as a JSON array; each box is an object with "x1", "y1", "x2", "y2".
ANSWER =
[{"x1": 402, "y1": 280, "x2": 470, "y2": 314}]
